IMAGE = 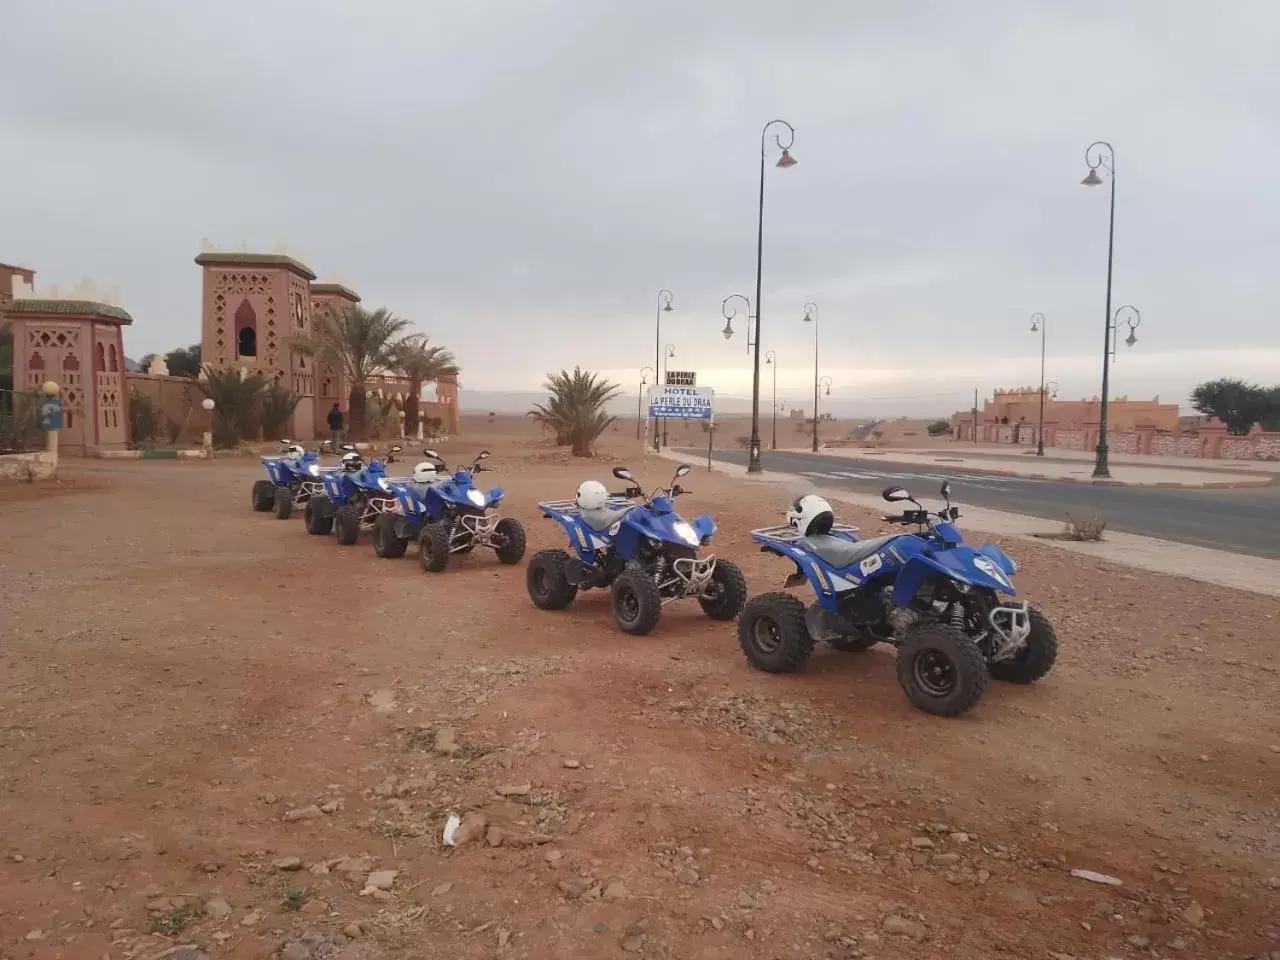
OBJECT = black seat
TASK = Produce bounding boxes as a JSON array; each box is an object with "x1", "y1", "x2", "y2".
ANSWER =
[
  {"x1": 580, "y1": 505, "x2": 634, "y2": 532},
  {"x1": 803, "y1": 533, "x2": 898, "y2": 570}
]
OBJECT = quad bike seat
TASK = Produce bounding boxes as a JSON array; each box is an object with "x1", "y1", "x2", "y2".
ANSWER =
[
  {"x1": 802, "y1": 533, "x2": 898, "y2": 570},
  {"x1": 580, "y1": 504, "x2": 634, "y2": 532}
]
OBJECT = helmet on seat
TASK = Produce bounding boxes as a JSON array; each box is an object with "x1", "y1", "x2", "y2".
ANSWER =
[
  {"x1": 787, "y1": 494, "x2": 834, "y2": 537},
  {"x1": 284, "y1": 444, "x2": 305, "y2": 461},
  {"x1": 341, "y1": 451, "x2": 363, "y2": 471},
  {"x1": 576, "y1": 480, "x2": 608, "y2": 511},
  {"x1": 412, "y1": 461, "x2": 438, "y2": 484}
]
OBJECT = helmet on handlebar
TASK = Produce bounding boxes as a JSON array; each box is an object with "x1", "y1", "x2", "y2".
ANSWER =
[
  {"x1": 412, "y1": 461, "x2": 438, "y2": 484},
  {"x1": 284, "y1": 443, "x2": 305, "y2": 461},
  {"x1": 341, "y1": 451, "x2": 363, "y2": 471},
  {"x1": 787, "y1": 494, "x2": 834, "y2": 537},
  {"x1": 576, "y1": 480, "x2": 608, "y2": 511}
]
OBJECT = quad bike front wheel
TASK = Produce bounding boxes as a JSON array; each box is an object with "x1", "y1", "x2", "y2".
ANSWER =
[
  {"x1": 372, "y1": 514, "x2": 408, "y2": 559},
  {"x1": 987, "y1": 606, "x2": 1058, "y2": 684},
  {"x1": 526, "y1": 549, "x2": 578, "y2": 610},
  {"x1": 419, "y1": 521, "x2": 451, "y2": 573},
  {"x1": 698, "y1": 559, "x2": 748, "y2": 621},
  {"x1": 251, "y1": 480, "x2": 275, "y2": 512},
  {"x1": 895, "y1": 623, "x2": 989, "y2": 717},
  {"x1": 304, "y1": 500, "x2": 333, "y2": 536},
  {"x1": 334, "y1": 504, "x2": 361, "y2": 546},
  {"x1": 273, "y1": 487, "x2": 293, "y2": 520},
  {"x1": 611, "y1": 569, "x2": 663, "y2": 636},
  {"x1": 737, "y1": 592, "x2": 814, "y2": 673},
  {"x1": 492, "y1": 518, "x2": 527, "y2": 565}
]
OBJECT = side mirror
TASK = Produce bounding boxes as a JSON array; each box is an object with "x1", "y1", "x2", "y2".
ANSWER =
[
  {"x1": 390, "y1": 444, "x2": 403, "y2": 453},
  {"x1": 613, "y1": 466, "x2": 635, "y2": 482},
  {"x1": 674, "y1": 464, "x2": 693, "y2": 478},
  {"x1": 477, "y1": 450, "x2": 491, "y2": 460},
  {"x1": 279, "y1": 438, "x2": 292, "y2": 445},
  {"x1": 882, "y1": 486, "x2": 912, "y2": 503},
  {"x1": 340, "y1": 443, "x2": 356, "y2": 452},
  {"x1": 940, "y1": 480, "x2": 951, "y2": 501},
  {"x1": 424, "y1": 448, "x2": 439, "y2": 458}
]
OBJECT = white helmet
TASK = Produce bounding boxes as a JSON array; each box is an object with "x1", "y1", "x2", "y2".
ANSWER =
[
  {"x1": 576, "y1": 480, "x2": 608, "y2": 511},
  {"x1": 341, "y1": 451, "x2": 363, "y2": 471},
  {"x1": 284, "y1": 444, "x2": 305, "y2": 461},
  {"x1": 787, "y1": 494, "x2": 834, "y2": 537},
  {"x1": 412, "y1": 461, "x2": 438, "y2": 483}
]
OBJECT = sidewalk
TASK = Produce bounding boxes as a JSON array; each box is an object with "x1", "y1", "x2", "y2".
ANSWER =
[
  {"x1": 781, "y1": 445, "x2": 1273, "y2": 488},
  {"x1": 661, "y1": 449, "x2": 1280, "y2": 598}
]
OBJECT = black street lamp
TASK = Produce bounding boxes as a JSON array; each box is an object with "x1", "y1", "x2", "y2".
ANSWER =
[
  {"x1": 1080, "y1": 140, "x2": 1121, "y2": 478},
  {"x1": 721, "y1": 294, "x2": 752, "y2": 346},
  {"x1": 764, "y1": 350, "x2": 778, "y2": 449},
  {"x1": 815, "y1": 376, "x2": 832, "y2": 447},
  {"x1": 745, "y1": 119, "x2": 798, "y2": 473},
  {"x1": 801, "y1": 301, "x2": 820, "y2": 452},
  {"x1": 661, "y1": 343, "x2": 676, "y2": 447},
  {"x1": 1029, "y1": 311, "x2": 1048, "y2": 456},
  {"x1": 652, "y1": 290, "x2": 673, "y2": 452},
  {"x1": 637, "y1": 366, "x2": 655, "y2": 441}
]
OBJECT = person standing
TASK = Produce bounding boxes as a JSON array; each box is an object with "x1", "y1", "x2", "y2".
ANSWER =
[{"x1": 327, "y1": 403, "x2": 344, "y2": 446}]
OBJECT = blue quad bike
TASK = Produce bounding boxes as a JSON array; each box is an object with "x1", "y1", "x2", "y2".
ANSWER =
[
  {"x1": 738, "y1": 482, "x2": 1058, "y2": 717},
  {"x1": 303, "y1": 443, "x2": 406, "y2": 544},
  {"x1": 527, "y1": 463, "x2": 747, "y2": 636},
  {"x1": 374, "y1": 449, "x2": 527, "y2": 571},
  {"x1": 250, "y1": 439, "x2": 338, "y2": 520}
]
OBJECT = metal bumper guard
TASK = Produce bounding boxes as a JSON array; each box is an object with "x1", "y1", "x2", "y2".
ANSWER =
[
  {"x1": 672, "y1": 555, "x2": 717, "y2": 598},
  {"x1": 456, "y1": 513, "x2": 498, "y2": 552},
  {"x1": 987, "y1": 601, "x2": 1032, "y2": 661}
]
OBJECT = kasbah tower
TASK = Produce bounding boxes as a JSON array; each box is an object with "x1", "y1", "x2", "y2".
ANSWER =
[{"x1": 195, "y1": 243, "x2": 458, "y2": 440}]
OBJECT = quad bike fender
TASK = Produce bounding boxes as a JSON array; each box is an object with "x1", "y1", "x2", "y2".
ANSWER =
[
  {"x1": 485, "y1": 486, "x2": 504, "y2": 507},
  {"x1": 691, "y1": 513, "x2": 716, "y2": 543},
  {"x1": 976, "y1": 542, "x2": 1017, "y2": 576},
  {"x1": 891, "y1": 549, "x2": 1017, "y2": 607},
  {"x1": 545, "y1": 513, "x2": 599, "y2": 564}
]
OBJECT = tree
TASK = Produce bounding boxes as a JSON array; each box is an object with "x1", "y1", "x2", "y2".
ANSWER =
[
  {"x1": 290, "y1": 305, "x2": 410, "y2": 437},
  {"x1": 1263, "y1": 387, "x2": 1280, "y2": 432},
  {"x1": 165, "y1": 344, "x2": 202, "y2": 378},
  {"x1": 259, "y1": 381, "x2": 299, "y2": 441},
  {"x1": 138, "y1": 353, "x2": 158, "y2": 373},
  {"x1": 529, "y1": 367, "x2": 621, "y2": 457},
  {"x1": 196, "y1": 365, "x2": 268, "y2": 447},
  {"x1": 927, "y1": 419, "x2": 953, "y2": 437},
  {"x1": 1189, "y1": 378, "x2": 1270, "y2": 436},
  {"x1": 388, "y1": 334, "x2": 459, "y2": 429}
]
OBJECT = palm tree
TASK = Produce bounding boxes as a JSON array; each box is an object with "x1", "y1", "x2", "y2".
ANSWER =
[
  {"x1": 388, "y1": 335, "x2": 460, "y2": 429},
  {"x1": 290, "y1": 305, "x2": 410, "y2": 437},
  {"x1": 196, "y1": 365, "x2": 268, "y2": 448},
  {"x1": 259, "y1": 381, "x2": 300, "y2": 441},
  {"x1": 529, "y1": 367, "x2": 621, "y2": 457}
]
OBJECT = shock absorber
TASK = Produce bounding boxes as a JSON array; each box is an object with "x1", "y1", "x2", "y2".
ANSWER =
[
  {"x1": 949, "y1": 602, "x2": 966, "y2": 631},
  {"x1": 652, "y1": 555, "x2": 667, "y2": 585}
]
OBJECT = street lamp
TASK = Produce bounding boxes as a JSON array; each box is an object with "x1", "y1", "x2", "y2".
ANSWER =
[
  {"x1": 764, "y1": 350, "x2": 778, "y2": 449},
  {"x1": 637, "y1": 366, "x2": 655, "y2": 440},
  {"x1": 745, "y1": 119, "x2": 798, "y2": 473},
  {"x1": 721, "y1": 294, "x2": 752, "y2": 345},
  {"x1": 652, "y1": 289, "x2": 674, "y2": 452},
  {"x1": 661, "y1": 344, "x2": 676, "y2": 447},
  {"x1": 1029, "y1": 312, "x2": 1048, "y2": 456},
  {"x1": 1110, "y1": 305, "x2": 1142, "y2": 355},
  {"x1": 1080, "y1": 139, "x2": 1121, "y2": 478},
  {"x1": 801, "y1": 302, "x2": 820, "y2": 452},
  {"x1": 815, "y1": 376, "x2": 832, "y2": 447}
]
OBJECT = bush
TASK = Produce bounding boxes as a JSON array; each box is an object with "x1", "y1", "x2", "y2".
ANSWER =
[
  {"x1": 1064, "y1": 514, "x2": 1107, "y2": 541},
  {"x1": 259, "y1": 382, "x2": 299, "y2": 441},
  {"x1": 927, "y1": 420, "x2": 953, "y2": 437},
  {"x1": 129, "y1": 389, "x2": 159, "y2": 444},
  {"x1": 0, "y1": 388, "x2": 41, "y2": 453}
]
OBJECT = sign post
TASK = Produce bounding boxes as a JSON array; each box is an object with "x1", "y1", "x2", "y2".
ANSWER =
[{"x1": 649, "y1": 384, "x2": 714, "y2": 466}]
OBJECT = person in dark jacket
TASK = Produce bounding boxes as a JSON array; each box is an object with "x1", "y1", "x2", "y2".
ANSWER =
[{"x1": 327, "y1": 403, "x2": 344, "y2": 446}]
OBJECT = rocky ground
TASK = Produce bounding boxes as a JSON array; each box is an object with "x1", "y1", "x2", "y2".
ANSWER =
[{"x1": 1, "y1": 432, "x2": 1277, "y2": 960}]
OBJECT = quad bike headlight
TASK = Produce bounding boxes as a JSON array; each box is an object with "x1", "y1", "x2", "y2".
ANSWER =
[
  {"x1": 378, "y1": 477, "x2": 390, "y2": 491},
  {"x1": 467, "y1": 489, "x2": 486, "y2": 507},
  {"x1": 307, "y1": 464, "x2": 320, "y2": 476},
  {"x1": 672, "y1": 521, "x2": 700, "y2": 547}
]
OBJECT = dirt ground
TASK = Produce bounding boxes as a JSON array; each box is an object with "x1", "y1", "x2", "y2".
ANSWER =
[{"x1": 1, "y1": 425, "x2": 1277, "y2": 960}]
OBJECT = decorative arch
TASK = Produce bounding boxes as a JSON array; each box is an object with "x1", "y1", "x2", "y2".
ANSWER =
[
  {"x1": 95, "y1": 343, "x2": 106, "y2": 372},
  {"x1": 234, "y1": 299, "x2": 258, "y2": 358}
]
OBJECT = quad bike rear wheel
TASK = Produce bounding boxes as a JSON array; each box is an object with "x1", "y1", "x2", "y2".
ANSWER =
[
  {"x1": 372, "y1": 513, "x2": 408, "y2": 559},
  {"x1": 419, "y1": 521, "x2": 451, "y2": 572},
  {"x1": 987, "y1": 606, "x2": 1058, "y2": 684},
  {"x1": 493, "y1": 517, "x2": 527, "y2": 565},
  {"x1": 611, "y1": 569, "x2": 663, "y2": 636},
  {"x1": 334, "y1": 504, "x2": 361, "y2": 546},
  {"x1": 526, "y1": 549, "x2": 578, "y2": 610},
  {"x1": 304, "y1": 500, "x2": 333, "y2": 535},
  {"x1": 251, "y1": 480, "x2": 275, "y2": 512},
  {"x1": 273, "y1": 487, "x2": 293, "y2": 520},
  {"x1": 738, "y1": 592, "x2": 814, "y2": 673},
  {"x1": 698, "y1": 559, "x2": 748, "y2": 621},
  {"x1": 895, "y1": 623, "x2": 988, "y2": 717}
]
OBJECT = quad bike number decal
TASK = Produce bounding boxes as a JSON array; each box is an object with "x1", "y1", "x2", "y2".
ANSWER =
[{"x1": 859, "y1": 554, "x2": 883, "y2": 577}]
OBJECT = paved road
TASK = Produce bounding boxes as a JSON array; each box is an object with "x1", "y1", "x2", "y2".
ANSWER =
[{"x1": 683, "y1": 449, "x2": 1280, "y2": 558}]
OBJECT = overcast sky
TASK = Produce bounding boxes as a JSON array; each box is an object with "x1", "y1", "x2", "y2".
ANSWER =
[{"x1": 3, "y1": 0, "x2": 1278, "y2": 415}]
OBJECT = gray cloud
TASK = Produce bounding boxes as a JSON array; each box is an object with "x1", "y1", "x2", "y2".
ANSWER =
[{"x1": 3, "y1": 0, "x2": 1277, "y2": 412}]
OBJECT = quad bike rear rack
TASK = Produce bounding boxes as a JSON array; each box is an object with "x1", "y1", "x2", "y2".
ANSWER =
[
  {"x1": 536, "y1": 496, "x2": 638, "y2": 517},
  {"x1": 749, "y1": 522, "x2": 861, "y2": 541}
]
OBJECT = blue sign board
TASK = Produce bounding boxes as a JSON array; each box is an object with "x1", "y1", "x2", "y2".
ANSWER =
[
  {"x1": 38, "y1": 397, "x2": 63, "y2": 431},
  {"x1": 648, "y1": 385, "x2": 714, "y2": 421}
]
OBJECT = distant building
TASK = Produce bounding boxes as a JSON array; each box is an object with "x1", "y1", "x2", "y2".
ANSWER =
[{"x1": 952, "y1": 386, "x2": 1179, "y2": 445}]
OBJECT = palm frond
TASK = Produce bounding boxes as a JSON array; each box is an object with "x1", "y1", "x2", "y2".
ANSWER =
[{"x1": 529, "y1": 366, "x2": 621, "y2": 456}]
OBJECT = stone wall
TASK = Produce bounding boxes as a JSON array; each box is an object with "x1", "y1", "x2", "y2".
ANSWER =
[
  {"x1": 125, "y1": 373, "x2": 211, "y2": 444},
  {"x1": 0, "y1": 450, "x2": 57, "y2": 481},
  {"x1": 984, "y1": 422, "x2": 1280, "y2": 461}
]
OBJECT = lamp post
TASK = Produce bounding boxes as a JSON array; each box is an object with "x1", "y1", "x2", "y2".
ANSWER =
[
  {"x1": 652, "y1": 289, "x2": 674, "y2": 452},
  {"x1": 801, "y1": 302, "x2": 820, "y2": 452},
  {"x1": 815, "y1": 376, "x2": 832, "y2": 448},
  {"x1": 1080, "y1": 139, "x2": 1120, "y2": 478},
  {"x1": 661, "y1": 343, "x2": 676, "y2": 447},
  {"x1": 745, "y1": 119, "x2": 797, "y2": 473},
  {"x1": 764, "y1": 350, "x2": 778, "y2": 449},
  {"x1": 638, "y1": 366, "x2": 655, "y2": 441},
  {"x1": 1029, "y1": 312, "x2": 1047, "y2": 456},
  {"x1": 201, "y1": 397, "x2": 215, "y2": 458}
]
